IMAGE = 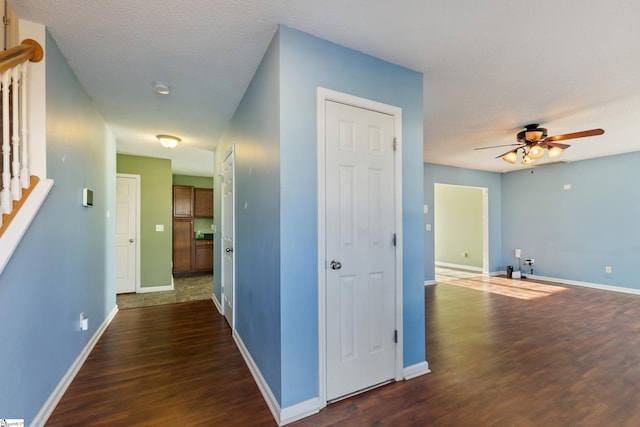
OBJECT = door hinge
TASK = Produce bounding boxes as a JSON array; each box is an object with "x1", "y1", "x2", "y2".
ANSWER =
[
  {"x1": 392, "y1": 137, "x2": 397, "y2": 151},
  {"x1": 394, "y1": 329, "x2": 398, "y2": 343},
  {"x1": 392, "y1": 233, "x2": 397, "y2": 247}
]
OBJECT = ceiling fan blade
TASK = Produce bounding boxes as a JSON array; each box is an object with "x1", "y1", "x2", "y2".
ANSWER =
[
  {"x1": 474, "y1": 143, "x2": 522, "y2": 151},
  {"x1": 542, "y1": 141, "x2": 571, "y2": 150},
  {"x1": 544, "y1": 128, "x2": 604, "y2": 142}
]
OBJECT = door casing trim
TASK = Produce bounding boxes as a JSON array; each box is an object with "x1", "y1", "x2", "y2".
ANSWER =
[{"x1": 316, "y1": 87, "x2": 403, "y2": 408}]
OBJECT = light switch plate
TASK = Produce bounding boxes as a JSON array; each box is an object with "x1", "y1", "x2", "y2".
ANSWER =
[{"x1": 155, "y1": 224, "x2": 164, "y2": 232}]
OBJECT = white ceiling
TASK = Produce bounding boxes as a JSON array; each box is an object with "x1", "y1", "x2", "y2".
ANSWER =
[{"x1": 11, "y1": 0, "x2": 640, "y2": 174}]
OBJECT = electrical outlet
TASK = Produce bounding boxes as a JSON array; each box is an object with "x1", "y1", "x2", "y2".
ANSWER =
[
  {"x1": 80, "y1": 312, "x2": 88, "y2": 331},
  {"x1": 605, "y1": 266, "x2": 612, "y2": 274}
]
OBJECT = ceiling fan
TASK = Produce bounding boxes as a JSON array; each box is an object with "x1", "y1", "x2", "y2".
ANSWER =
[{"x1": 475, "y1": 124, "x2": 605, "y2": 165}]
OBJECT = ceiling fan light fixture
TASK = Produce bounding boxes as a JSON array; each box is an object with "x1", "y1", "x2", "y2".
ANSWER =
[
  {"x1": 528, "y1": 144, "x2": 545, "y2": 159},
  {"x1": 502, "y1": 150, "x2": 517, "y2": 164},
  {"x1": 521, "y1": 154, "x2": 536, "y2": 165},
  {"x1": 548, "y1": 146, "x2": 564, "y2": 159},
  {"x1": 156, "y1": 134, "x2": 181, "y2": 148}
]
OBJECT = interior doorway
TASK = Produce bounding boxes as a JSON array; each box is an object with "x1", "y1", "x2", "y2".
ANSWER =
[{"x1": 433, "y1": 183, "x2": 488, "y2": 282}]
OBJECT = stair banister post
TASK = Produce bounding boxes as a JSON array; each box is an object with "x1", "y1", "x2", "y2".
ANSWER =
[
  {"x1": 1, "y1": 70, "x2": 11, "y2": 214},
  {"x1": 11, "y1": 65, "x2": 21, "y2": 201}
]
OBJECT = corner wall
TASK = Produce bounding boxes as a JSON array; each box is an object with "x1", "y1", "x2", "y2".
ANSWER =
[
  {"x1": 214, "y1": 28, "x2": 282, "y2": 402},
  {"x1": 279, "y1": 26, "x2": 425, "y2": 407}
]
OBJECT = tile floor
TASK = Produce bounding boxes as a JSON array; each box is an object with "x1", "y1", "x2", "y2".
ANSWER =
[{"x1": 116, "y1": 274, "x2": 213, "y2": 309}]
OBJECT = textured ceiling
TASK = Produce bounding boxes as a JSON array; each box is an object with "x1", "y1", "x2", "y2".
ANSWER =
[{"x1": 10, "y1": 0, "x2": 640, "y2": 174}]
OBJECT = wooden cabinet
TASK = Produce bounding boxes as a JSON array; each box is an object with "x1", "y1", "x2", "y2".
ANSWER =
[
  {"x1": 172, "y1": 219, "x2": 194, "y2": 273},
  {"x1": 173, "y1": 186, "x2": 194, "y2": 217},
  {"x1": 195, "y1": 240, "x2": 214, "y2": 272},
  {"x1": 194, "y1": 188, "x2": 213, "y2": 218},
  {"x1": 172, "y1": 185, "x2": 213, "y2": 275}
]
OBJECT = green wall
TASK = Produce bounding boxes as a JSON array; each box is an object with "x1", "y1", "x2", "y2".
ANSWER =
[
  {"x1": 173, "y1": 174, "x2": 214, "y2": 233},
  {"x1": 117, "y1": 154, "x2": 172, "y2": 287},
  {"x1": 434, "y1": 183, "x2": 483, "y2": 269},
  {"x1": 173, "y1": 174, "x2": 213, "y2": 188}
]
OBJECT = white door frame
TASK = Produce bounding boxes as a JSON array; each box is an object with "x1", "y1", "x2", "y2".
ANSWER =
[
  {"x1": 221, "y1": 145, "x2": 236, "y2": 330},
  {"x1": 116, "y1": 173, "x2": 141, "y2": 293},
  {"x1": 482, "y1": 188, "x2": 489, "y2": 275},
  {"x1": 433, "y1": 183, "x2": 490, "y2": 275},
  {"x1": 317, "y1": 87, "x2": 404, "y2": 408}
]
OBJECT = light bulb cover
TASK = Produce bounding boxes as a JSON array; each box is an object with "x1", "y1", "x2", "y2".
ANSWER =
[
  {"x1": 521, "y1": 154, "x2": 536, "y2": 165},
  {"x1": 548, "y1": 146, "x2": 564, "y2": 159},
  {"x1": 528, "y1": 144, "x2": 545, "y2": 159},
  {"x1": 156, "y1": 134, "x2": 181, "y2": 148},
  {"x1": 153, "y1": 81, "x2": 171, "y2": 95},
  {"x1": 502, "y1": 150, "x2": 517, "y2": 164}
]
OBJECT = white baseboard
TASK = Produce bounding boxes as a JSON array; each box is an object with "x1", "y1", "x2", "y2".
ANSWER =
[
  {"x1": 233, "y1": 331, "x2": 320, "y2": 426},
  {"x1": 280, "y1": 397, "x2": 321, "y2": 425},
  {"x1": 212, "y1": 293, "x2": 222, "y2": 313},
  {"x1": 403, "y1": 361, "x2": 431, "y2": 380},
  {"x1": 526, "y1": 274, "x2": 640, "y2": 296},
  {"x1": 233, "y1": 331, "x2": 281, "y2": 424},
  {"x1": 137, "y1": 284, "x2": 174, "y2": 293},
  {"x1": 424, "y1": 280, "x2": 437, "y2": 286},
  {"x1": 435, "y1": 261, "x2": 483, "y2": 272},
  {"x1": 31, "y1": 305, "x2": 118, "y2": 427}
]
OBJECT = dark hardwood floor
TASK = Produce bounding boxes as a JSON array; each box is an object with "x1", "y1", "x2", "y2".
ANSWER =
[{"x1": 47, "y1": 277, "x2": 640, "y2": 426}]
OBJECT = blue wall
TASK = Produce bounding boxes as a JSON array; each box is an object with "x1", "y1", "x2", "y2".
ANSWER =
[
  {"x1": 215, "y1": 26, "x2": 425, "y2": 409},
  {"x1": 501, "y1": 152, "x2": 640, "y2": 288},
  {"x1": 0, "y1": 32, "x2": 116, "y2": 423},
  {"x1": 278, "y1": 26, "x2": 425, "y2": 407},
  {"x1": 214, "y1": 30, "x2": 283, "y2": 400},
  {"x1": 424, "y1": 163, "x2": 503, "y2": 281}
]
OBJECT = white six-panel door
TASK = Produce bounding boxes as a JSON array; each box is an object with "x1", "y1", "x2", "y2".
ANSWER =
[
  {"x1": 324, "y1": 100, "x2": 397, "y2": 401},
  {"x1": 222, "y1": 147, "x2": 235, "y2": 329},
  {"x1": 116, "y1": 174, "x2": 139, "y2": 294}
]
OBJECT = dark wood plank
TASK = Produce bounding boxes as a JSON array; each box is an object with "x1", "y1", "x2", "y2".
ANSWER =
[
  {"x1": 291, "y1": 277, "x2": 640, "y2": 426},
  {"x1": 45, "y1": 300, "x2": 276, "y2": 427},
  {"x1": 48, "y1": 277, "x2": 640, "y2": 426}
]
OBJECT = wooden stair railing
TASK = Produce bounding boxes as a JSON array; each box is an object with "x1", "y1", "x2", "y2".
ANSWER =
[{"x1": 0, "y1": 39, "x2": 43, "y2": 237}]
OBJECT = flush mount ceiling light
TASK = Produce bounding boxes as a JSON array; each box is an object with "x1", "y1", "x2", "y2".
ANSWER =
[
  {"x1": 153, "y1": 81, "x2": 171, "y2": 95},
  {"x1": 156, "y1": 134, "x2": 181, "y2": 148}
]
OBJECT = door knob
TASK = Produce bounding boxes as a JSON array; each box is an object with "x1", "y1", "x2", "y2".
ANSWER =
[
  {"x1": 129, "y1": 238, "x2": 134, "y2": 243},
  {"x1": 330, "y1": 260, "x2": 342, "y2": 270},
  {"x1": 225, "y1": 248, "x2": 233, "y2": 253}
]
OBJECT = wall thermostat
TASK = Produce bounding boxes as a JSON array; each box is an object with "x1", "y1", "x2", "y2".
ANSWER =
[{"x1": 82, "y1": 188, "x2": 94, "y2": 207}]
